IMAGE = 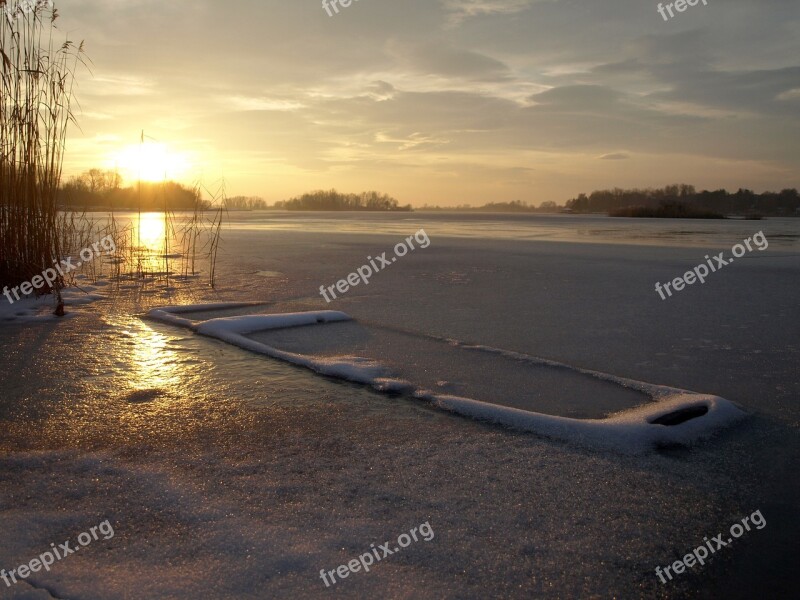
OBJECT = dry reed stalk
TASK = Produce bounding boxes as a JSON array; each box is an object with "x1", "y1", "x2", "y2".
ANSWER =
[{"x1": 1, "y1": 2, "x2": 86, "y2": 312}]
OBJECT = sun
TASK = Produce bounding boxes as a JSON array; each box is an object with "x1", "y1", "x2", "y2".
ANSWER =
[{"x1": 112, "y1": 142, "x2": 191, "y2": 183}]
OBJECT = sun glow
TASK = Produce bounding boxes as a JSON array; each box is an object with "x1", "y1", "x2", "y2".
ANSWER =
[{"x1": 112, "y1": 142, "x2": 191, "y2": 183}]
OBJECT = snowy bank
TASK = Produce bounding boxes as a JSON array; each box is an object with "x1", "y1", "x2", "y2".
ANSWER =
[{"x1": 0, "y1": 285, "x2": 106, "y2": 324}]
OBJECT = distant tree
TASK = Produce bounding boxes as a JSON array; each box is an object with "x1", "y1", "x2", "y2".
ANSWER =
[
  {"x1": 226, "y1": 196, "x2": 267, "y2": 210},
  {"x1": 74, "y1": 168, "x2": 121, "y2": 196},
  {"x1": 474, "y1": 200, "x2": 534, "y2": 212},
  {"x1": 538, "y1": 201, "x2": 558, "y2": 212}
]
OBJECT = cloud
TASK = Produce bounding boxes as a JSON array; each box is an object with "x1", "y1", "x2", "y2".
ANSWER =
[
  {"x1": 82, "y1": 74, "x2": 156, "y2": 97},
  {"x1": 388, "y1": 40, "x2": 511, "y2": 81},
  {"x1": 599, "y1": 153, "x2": 630, "y2": 160},
  {"x1": 649, "y1": 66, "x2": 800, "y2": 116},
  {"x1": 441, "y1": 0, "x2": 547, "y2": 26},
  {"x1": 528, "y1": 85, "x2": 623, "y2": 110},
  {"x1": 375, "y1": 131, "x2": 451, "y2": 151},
  {"x1": 225, "y1": 96, "x2": 305, "y2": 112},
  {"x1": 777, "y1": 88, "x2": 800, "y2": 102},
  {"x1": 366, "y1": 81, "x2": 396, "y2": 101}
]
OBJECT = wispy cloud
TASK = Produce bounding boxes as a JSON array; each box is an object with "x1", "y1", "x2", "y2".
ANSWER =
[
  {"x1": 225, "y1": 96, "x2": 305, "y2": 112},
  {"x1": 442, "y1": 0, "x2": 544, "y2": 26}
]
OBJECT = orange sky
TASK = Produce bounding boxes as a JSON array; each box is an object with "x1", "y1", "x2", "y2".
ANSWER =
[{"x1": 57, "y1": 0, "x2": 800, "y2": 206}]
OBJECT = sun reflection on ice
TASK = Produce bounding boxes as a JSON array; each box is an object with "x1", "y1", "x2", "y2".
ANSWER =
[
  {"x1": 110, "y1": 318, "x2": 184, "y2": 414},
  {"x1": 135, "y1": 212, "x2": 167, "y2": 251},
  {"x1": 130, "y1": 325, "x2": 181, "y2": 393},
  {"x1": 128, "y1": 212, "x2": 173, "y2": 276}
]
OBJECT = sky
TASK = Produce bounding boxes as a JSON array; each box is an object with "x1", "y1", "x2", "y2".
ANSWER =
[{"x1": 54, "y1": 0, "x2": 800, "y2": 206}]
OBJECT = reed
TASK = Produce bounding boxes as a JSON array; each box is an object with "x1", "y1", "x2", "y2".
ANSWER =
[{"x1": 0, "y1": 1, "x2": 85, "y2": 310}]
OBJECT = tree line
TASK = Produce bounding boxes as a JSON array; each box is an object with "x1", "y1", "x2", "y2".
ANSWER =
[
  {"x1": 225, "y1": 196, "x2": 269, "y2": 210},
  {"x1": 59, "y1": 169, "x2": 207, "y2": 211},
  {"x1": 414, "y1": 200, "x2": 561, "y2": 212},
  {"x1": 58, "y1": 173, "x2": 410, "y2": 212},
  {"x1": 565, "y1": 185, "x2": 800, "y2": 217},
  {"x1": 273, "y1": 189, "x2": 411, "y2": 211}
]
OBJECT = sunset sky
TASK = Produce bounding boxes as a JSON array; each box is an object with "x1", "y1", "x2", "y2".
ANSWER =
[{"x1": 58, "y1": 0, "x2": 800, "y2": 206}]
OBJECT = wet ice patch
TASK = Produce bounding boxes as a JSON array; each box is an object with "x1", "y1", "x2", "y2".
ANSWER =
[{"x1": 125, "y1": 389, "x2": 163, "y2": 404}]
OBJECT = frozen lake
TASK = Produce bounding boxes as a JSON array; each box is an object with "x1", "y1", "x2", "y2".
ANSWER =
[
  {"x1": 0, "y1": 212, "x2": 797, "y2": 598},
  {"x1": 222, "y1": 210, "x2": 800, "y2": 248}
]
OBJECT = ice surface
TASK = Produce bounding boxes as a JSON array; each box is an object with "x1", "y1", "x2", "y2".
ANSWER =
[
  {"x1": 2, "y1": 215, "x2": 797, "y2": 599},
  {"x1": 247, "y1": 320, "x2": 652, "y2": 417}
]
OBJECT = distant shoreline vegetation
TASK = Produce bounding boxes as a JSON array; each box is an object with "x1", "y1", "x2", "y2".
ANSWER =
[
  {"x1": 56, "y1": 172, "x2": 800, "y2": 218},
  {"x1": 57, "y1": 175, "x2": 413, "y2": 212},
  {"x1": 417, "y1": 200, "x2": 559, "y2": 213},
  {"x1": 58, "y1": 169, "x2": 209, "y2": 211},
  {"x1": 609, "y1": 202, "x2": 725, "y2": 219},
  {"x1": 273, "y1": 189, "x2": 412, "y2": 211},
  {"x1": 566, "y1": 185, "x2": 800, "y2": 218}
]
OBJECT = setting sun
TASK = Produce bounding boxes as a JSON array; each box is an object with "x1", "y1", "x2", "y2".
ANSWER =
[{"x1": 111, "y1": 142, "x2": 190, "y2": 183}]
